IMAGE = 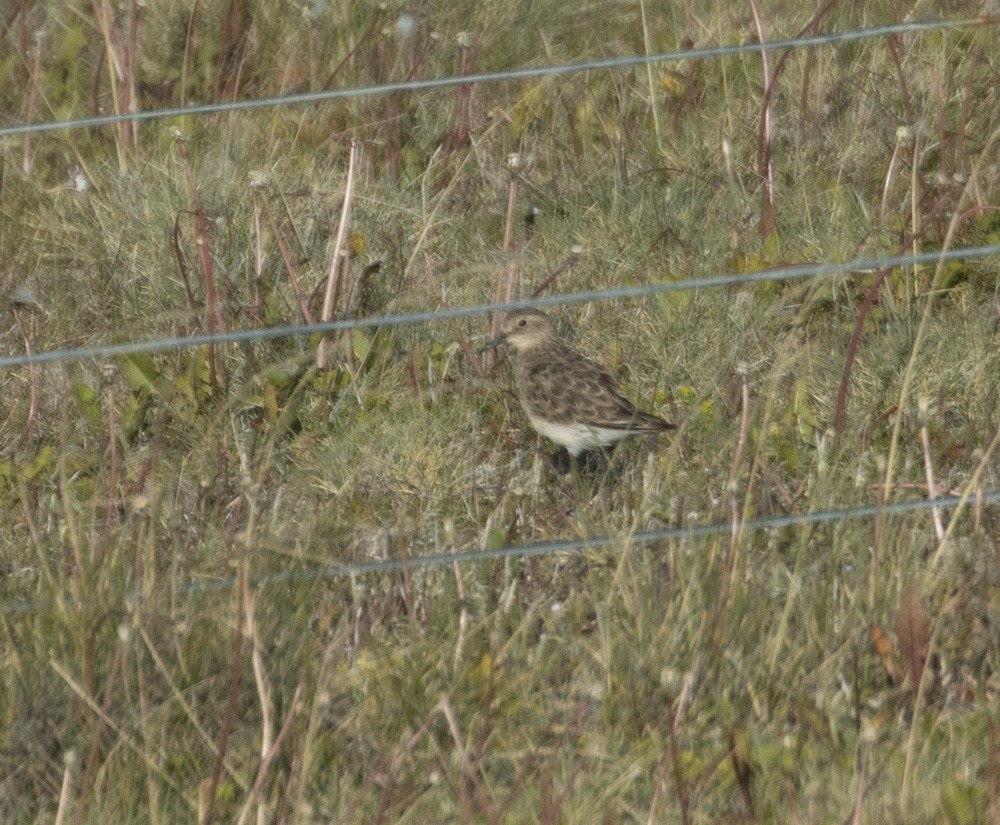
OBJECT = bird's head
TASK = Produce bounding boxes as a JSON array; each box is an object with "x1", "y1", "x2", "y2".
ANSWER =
[{"x1": 480, "y1": 309, "x2": 558, "y2": 353}]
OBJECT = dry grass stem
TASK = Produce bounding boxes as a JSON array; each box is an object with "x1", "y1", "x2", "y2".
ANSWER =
[
  {"x1": 919, "y1": 424, "x2": 945, "y2": 542},
  {"x1": 317, "y1": 139, "x2": 359, "y2": 369}
]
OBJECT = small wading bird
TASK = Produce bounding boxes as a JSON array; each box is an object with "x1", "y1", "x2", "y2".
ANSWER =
[{"x1": 482, "y1": 308, "x2": 674, "y2": 469}]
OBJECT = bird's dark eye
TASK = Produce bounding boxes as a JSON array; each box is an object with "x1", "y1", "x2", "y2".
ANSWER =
[{"x1": 517, "y1": 319, "x2": 527, "y2": 327}]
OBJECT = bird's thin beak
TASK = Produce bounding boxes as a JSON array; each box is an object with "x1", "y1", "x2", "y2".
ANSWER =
[{"x1": 478, "y1": 332, "x2": 507, "y2": 354}]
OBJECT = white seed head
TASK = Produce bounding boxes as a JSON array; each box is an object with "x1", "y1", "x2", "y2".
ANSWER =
[{"x1": 395, "y1": 14, "x2": 415, "y2": 37}]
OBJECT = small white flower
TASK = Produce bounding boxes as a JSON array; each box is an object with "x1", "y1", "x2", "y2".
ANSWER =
[
  {"x1": 395, "y1": 13, "x2": 415, "y2": 38},
  {"x1": 67, "y1": 166, "x2": 90, "y2": 192}
]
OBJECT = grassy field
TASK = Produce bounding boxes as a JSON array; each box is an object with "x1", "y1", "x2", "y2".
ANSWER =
[{"x1": 2, "y1": 1, "x2": 999, "y2": 822}]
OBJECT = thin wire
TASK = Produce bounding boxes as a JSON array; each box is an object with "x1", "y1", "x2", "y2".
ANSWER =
[
  {"x1": 1, "y1": 19, "x2": 990, "y2": 138},
  {"x1": 3, "y1": 490, "x2": 997, "y2": 616},
  {"x1": 248, "y1": 490, "x2": 1000, "y2": 582},
  {"x1": 2, "y1": 243, "x2": 998, "y2": 370}
]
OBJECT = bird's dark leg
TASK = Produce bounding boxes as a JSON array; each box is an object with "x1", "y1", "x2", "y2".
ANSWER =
[
  {"x1": 550, "y1": 447, "x2": 610, "y2": 476},
  {"x1": 552, "y1": 446, "x2": 574, "y2": 475},
  {"x1": 534, "y1": 447, "x2": 589, "y2": 512},
  {"x1": 532, "y1": 444, "x2": 574, "y2": 475}
]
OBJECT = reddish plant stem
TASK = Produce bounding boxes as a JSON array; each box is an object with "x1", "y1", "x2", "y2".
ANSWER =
[
  {"x1": 260, "y1": 194, "x2": 314, "y2": 325},
  {"x1": 438, "y1": 34, "x2": 478, "y2": 191},
  {"x1": 172, "y1": 211, "x2": 202, "y2": 326},
  {"x1": 530, "y1": 249, "x2": 581, "y2": 298},
  {"x1": 175, "y1": 137, "x2": 225, "y2": 391},
  {"x1": 322, "y1": 8, "x2": 386, "y2": 89},
  {"x1": 885, "y1": 35, "x2": 915, "y2": 126}
]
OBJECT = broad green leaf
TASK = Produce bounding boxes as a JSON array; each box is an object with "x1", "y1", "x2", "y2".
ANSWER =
[
  {"x1": 119, "y1": 354, "x2": 161, "y2": 396},
  {"x1": 22, "y1": 446, "x2": 54, "y2": 482},
  {"x1": 940, "y1": 777, "x2": 986, "y2": 825},
  {"x1": 72, "y1": 380, "x2": 102, "y2": 428}
]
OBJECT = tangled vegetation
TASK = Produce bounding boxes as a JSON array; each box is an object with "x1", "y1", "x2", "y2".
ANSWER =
[{"x1": 1, "y1": 1, "x2": 999, "y2": 822}]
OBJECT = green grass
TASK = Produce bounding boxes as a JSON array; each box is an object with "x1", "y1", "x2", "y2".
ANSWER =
[{"x1": 1, "y1": 1, "x2": 999, "y2": 823}]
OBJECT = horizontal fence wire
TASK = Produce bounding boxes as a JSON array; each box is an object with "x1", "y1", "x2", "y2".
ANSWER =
[
  {"x1": 2, "y1": 244, "x2": 999, "y2": 370},
  {"x1": 2, "y1": 490, "x2": 997, "y2": 616},
  {"x1": 0, "y1": 18, "x2": 994, "y2": 138}
]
